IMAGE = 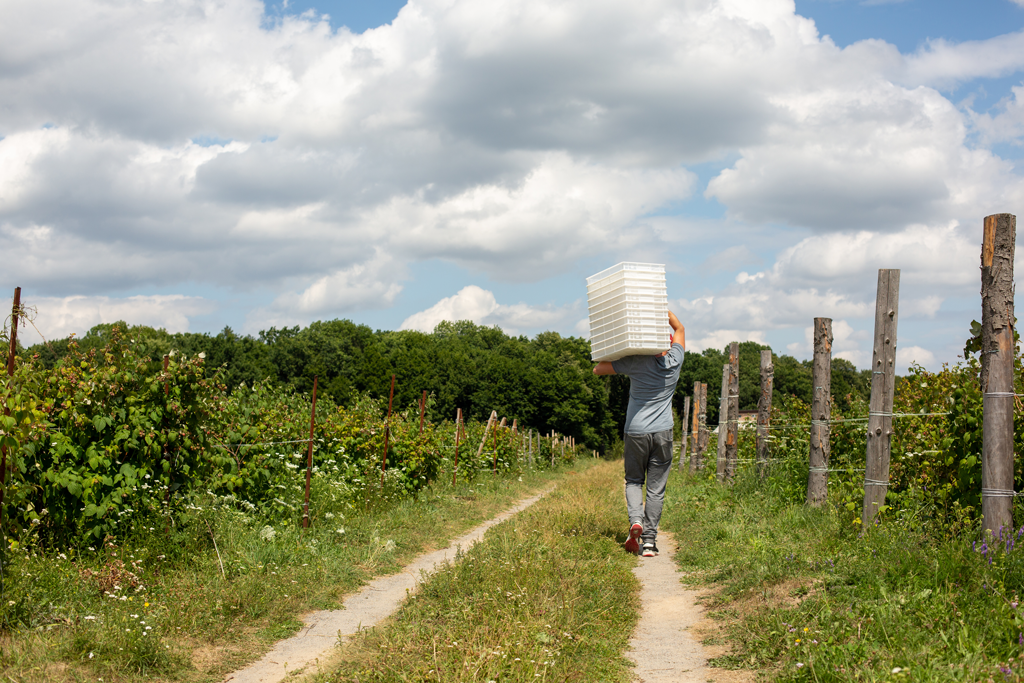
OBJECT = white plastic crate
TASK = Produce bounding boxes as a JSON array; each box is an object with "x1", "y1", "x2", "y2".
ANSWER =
[{"x1": 587, "y1": 262, "x2": 671, "y2": 362}]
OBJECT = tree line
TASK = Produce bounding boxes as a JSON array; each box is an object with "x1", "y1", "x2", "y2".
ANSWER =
[{"x1": 27, "y1": 321, "x2": 873, "y2": 450}]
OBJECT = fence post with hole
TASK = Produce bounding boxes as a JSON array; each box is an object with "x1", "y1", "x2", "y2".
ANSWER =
[
  {"x1": 981, "y1": 213, "x2": 1017, "y2": 537},
  {"x1": 862, "y1": 269, "x2": 900, "y2": 528},
  {"x1": 807, "y1": 320, "x2": 832, "y2": 507},
  {"x1": 757, "y1": 350, "x2": 774, "y2": 480},
  {"x1": 697, "y1": 382, "x2": 708, "y2": 470}
]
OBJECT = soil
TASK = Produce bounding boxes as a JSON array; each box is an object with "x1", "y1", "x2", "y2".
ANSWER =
[{"x1": 626, "y1": 531, "x2": 756, "y2": 683}]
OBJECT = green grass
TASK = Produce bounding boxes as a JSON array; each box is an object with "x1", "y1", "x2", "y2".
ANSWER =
[
  {"x1": 316, "y1": 460, "x2": 640, "y2": 683},
  {"x1": 662, "y1": 463, "x2": 1024, "y2": 682},
  {"x1": 0, "y1": 460, "x2": 600, "y2": 683}
]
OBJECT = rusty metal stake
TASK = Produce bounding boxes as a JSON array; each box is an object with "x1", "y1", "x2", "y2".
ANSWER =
[
  {"x1": 1, "y1": 287, "x2": 21, "y2": 534},
  {"x1": 302, "y1": 376, "x2": 319, "y2": 528},
  {"x1": 379, "y1": 375, "x2": 395, "y2": 488}
]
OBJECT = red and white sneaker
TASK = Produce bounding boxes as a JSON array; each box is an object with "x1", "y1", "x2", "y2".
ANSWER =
[
  {"x1": 642, "y1": 542, "x2": 659, "y2": 557},
  {"x1": 624, "y1": 521, "x2": 643, "y2": 554}
]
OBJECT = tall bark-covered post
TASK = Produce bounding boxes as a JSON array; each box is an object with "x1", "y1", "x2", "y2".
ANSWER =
[
  {"x1": 862, "y1": 269, "x2": 901, "y2": 527},
  {"x1": 725, "y1": 342, "x2": 740, "y2": 481},
  {"x1": 981, "y1": 213, "x2": 1017, "y2": 537},
  {"x1": 756, "y1": 350, "x2": 774, "y2": 480},
  {"x1": 716, "y1": 364, "x2": 729, "y2": 482},
  {"x1": 689, "y1": 381, "x2": 701, "y2": 473},
  {"x1": 697, "y1": 382, "x2": 708, "y2": 470},
  {"x1": 678, "y1": 396, "x2": 691, "y2": 472},
  {"x1": 807, "y1": 320, "x2": 832, "y2": 506}
]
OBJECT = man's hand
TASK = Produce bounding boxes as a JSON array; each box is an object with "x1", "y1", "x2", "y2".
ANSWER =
[
  {"x1": 668, "y1": 310, "x2": 685, "y2": 351},
  {"x1": 593, "y1": 361, "x2": 616, "y2": 375}
]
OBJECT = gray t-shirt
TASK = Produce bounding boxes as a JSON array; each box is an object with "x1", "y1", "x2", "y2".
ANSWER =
[{"x1": 611, "y1": 344, "x2": 685, "y2": 435}]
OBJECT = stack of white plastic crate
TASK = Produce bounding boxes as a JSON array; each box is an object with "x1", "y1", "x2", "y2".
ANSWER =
[{"x1": 587, "y1": 262, "x2": 671, "y2": 362}]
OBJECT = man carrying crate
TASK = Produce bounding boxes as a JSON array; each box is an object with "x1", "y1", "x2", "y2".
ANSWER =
[{"x1": 593, "y1": 311, "x2": 685, "y2": 557}]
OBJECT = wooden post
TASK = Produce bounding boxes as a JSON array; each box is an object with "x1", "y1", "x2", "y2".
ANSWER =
[
  {"x1": 492, "y1": 416, "x2": 506, "y2": 473},
  {"x1": 529, "y1": 429, "x2": 534, "y2": 465},
  {"x1": 862, "y1": 270, "x2": 900, "y2": 527},
  {"x1": 418, "y1": 390, "x2": 427, "y2": 435},
  {"x1": 725, "y1": 342, "x2": 739, "y2": 481},
  {"x1": 379, "y1": 374, "x2": 396, "y2": 487},
  {"x1": 550, "y1": 432, "x2": 555, "y2": 467},
  {"x1": 982, "y1": 214, "x2": 1017, "y2": 537},
  {"x1": 452, "y1": 408, "x2": 462, "y2": 486},
  {"x1": 756, "y1": 350, "x2": 774, "y2": 480},
  {"x1": 1, "y1": 287, "x2": 21, "y2": 532},
  {"x1": 716, "y1": 364, "x2": 729, "y2": 482},
  {"x1": 477, "y1": 411, "x2": 497, "y2": 462},
  {"x1": 512, "y1": 419, "x2": 519, "y2": 464},
  {"x1": 807, "y1": 320, "x2": 832, "y2": 506},
  {"x1": 678, "y1": 395, "x2": 691, "y2": 472},
  {"x1": 697, "y1": 383, "x2": 708, "y2": 470},
  {"x1": 688, "y1": 382, "x2": 701, "y2": 473},
  {"x1": 302, "y1": 376, "x2": 319, "y2": 528}
]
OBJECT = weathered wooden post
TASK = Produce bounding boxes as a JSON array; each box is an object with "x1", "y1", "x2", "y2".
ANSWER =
[
  {"x1": 452, "y1": 408, "x2": 462, "y2": 486},
  {"x1": 725, "y1": 342, "x2": 739, "y2": 481},
  {"x1": 697, "y1": 382, "x2": 708, "y2": 470},
  {"x1": 756, "y1": 350, "x2": 774, "y2": 480},
  {"x1": 302, "y1": 376, "x2": 319, "y2": 528},
  {"x1": 678, "y1": 395, "x2": 691, "y2": 472},
  {"x1": 981, "y1": 214, "x2": 1017, "y2": 537},
  {"x1": 492, "y1": 416, "x2": 506, "y2": 473},
  {"x1": 807, "y1": 320, "x2": 832, "y2": 506},
  {"x1": 688, "y1": 382, "x2": 701, "y2": 473},
  {"x1": 862, "y1": 269, "x2": 900, "y2": 527},
  {"x1": 477, "y1": 411, "x2": 497, "y2": 463},
  {"x1": 418, "y1": 390, "x2": 427, "y2": 435},
  {"x1": 528, "y1": 429, "x2": 534, "y2": 465},
  {"x1": 716, "y1": 364, "x2": 729, "y2": 482}
]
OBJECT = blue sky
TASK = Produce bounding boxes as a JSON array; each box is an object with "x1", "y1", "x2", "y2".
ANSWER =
[{"x1": 4, "y1": 0, "x2": 1024, "y2": 371}]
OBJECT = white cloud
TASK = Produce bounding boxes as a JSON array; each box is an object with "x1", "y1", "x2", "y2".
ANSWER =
[
  {"x1": 18, "y1": 295, "x2": 216, "y2": 345},
  {"x1": 399, "y1": 285, "x2": 577, "y2": 335},
  {"x1": 0, "y1": 0, "x2": 1021, "y2": 368},
  {"x1": 897, "y1": 345, "x2": 938, "y2": 371}
]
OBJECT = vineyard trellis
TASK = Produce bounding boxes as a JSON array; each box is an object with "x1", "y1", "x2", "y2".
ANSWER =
[{"x1": 690, "y1": 213, "x2": 1020, "y2": 539}]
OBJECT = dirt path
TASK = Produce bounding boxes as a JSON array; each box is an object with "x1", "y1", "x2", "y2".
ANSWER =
[
  {"x1": 223, "y1": 487, "x2": 554, "y2": 683},
  {"x1": 627, "y1": 531, "x2": 753, "y2": 683}
]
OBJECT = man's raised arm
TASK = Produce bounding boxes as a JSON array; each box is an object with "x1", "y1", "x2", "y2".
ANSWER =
[
  {"x1": 668, "y1": 310, "x2": 685, "y2": 351},
  {"x1": 593, "y1": 361, "x2": 616, "y2": 375}
]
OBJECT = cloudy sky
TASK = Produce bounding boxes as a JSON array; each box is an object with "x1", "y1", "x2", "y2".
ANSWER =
[{"x1": 3, "y1": 0, "x2": 1024, "y2": 371}]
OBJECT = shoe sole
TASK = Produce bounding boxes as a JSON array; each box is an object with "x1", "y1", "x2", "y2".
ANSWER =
[
  {"x1": 624, "y1": 523, "x2": 643, "y2": 554},
  {"x1": 641, "y1": 548, "x2": 659, "y2": 557}
]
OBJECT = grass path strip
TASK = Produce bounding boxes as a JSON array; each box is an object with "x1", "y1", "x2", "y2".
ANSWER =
[
  {"x1": 318, "y1": 460, "x2": 641, "y2": 683},
  {"x1": 225, "y1": 488, "x2": 556, "y2": 683}
]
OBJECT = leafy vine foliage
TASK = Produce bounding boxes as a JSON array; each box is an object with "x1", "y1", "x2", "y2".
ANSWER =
[{"x1": 2, "y1": 322, "x2": 584, "y2": 545}]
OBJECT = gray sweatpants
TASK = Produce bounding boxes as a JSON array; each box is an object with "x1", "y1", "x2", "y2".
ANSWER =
[{"x1": 624, "y1": 430, "x2": 673, "y2": 544}]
